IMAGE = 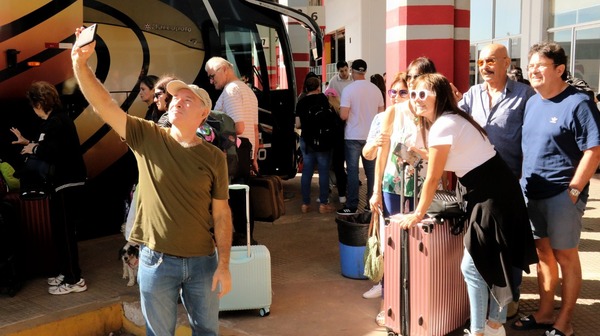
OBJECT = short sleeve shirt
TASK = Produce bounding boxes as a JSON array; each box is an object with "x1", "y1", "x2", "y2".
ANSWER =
[
  {"x1": 429, "y1": 113, "x2": 496, "y2": 177},
  {"x1": 341, "y1": 80, "x2": 384, "y2": 140},
  {"x1": 125, "y1": 116, "x2": 229, "y2": 257},
  {"x1": 521, "y1": 85, "x2": 600, "y2": 199},
  {"x1": 214, "y1": 80, "x2": 259, "y2": 151}
]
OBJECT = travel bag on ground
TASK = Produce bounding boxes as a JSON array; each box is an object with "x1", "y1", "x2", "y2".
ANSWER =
[
  {"x1": 219, "y1": 184, "x2": 272, "y2": 316},
  {"x1": 249, "y1": 175, "x2": 285, "y2": 221}
]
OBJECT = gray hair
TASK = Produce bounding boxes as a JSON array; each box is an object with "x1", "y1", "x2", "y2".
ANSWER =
[{"x1": 205, "y1": 57, "x2": 233, "y2": 72}]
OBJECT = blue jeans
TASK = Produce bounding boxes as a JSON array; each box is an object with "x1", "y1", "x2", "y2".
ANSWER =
[
  {"x1": 345, "y1": 140, "x2": 375, "y2": 209},
  {"x1": 300, "y1": 138, "x2": 332, "y2": 205},
  {"x1": 138, "y1": 245, "x2": 219, "y2": 336},
  {"x1": 461, "y1": 249, "x2": 507, "y2": 334}
]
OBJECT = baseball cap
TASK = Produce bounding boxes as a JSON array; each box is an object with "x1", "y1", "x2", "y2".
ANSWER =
[
  {"x1": 166, "y1": 80, "x2": 212, "y2": 108},
  {"x1": 351, "y1": 59, "x2": 367, "y2": 73}
]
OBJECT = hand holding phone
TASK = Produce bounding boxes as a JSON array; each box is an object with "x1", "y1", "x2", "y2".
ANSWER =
[{"x1": 75, "y1": 24, "x2": 97, "y2": 48}]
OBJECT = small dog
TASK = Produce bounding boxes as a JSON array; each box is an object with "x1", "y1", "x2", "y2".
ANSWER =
[{"x1": 119, "y1": 242, "x2": 139, "y2": 286}]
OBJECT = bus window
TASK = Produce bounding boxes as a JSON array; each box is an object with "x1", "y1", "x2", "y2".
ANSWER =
[{"x1": 221, "y1": 24, "x2": 288, "y2": 93}]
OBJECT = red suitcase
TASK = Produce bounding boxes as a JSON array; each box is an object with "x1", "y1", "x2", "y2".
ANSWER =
[{"x1": 385, "y1": 215, "x2": 469, "y2": 336}]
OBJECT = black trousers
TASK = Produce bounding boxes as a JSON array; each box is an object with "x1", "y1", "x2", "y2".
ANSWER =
[
  {"x1": 50, "y1": 184, "x2": 85, "y2": 284},
  {"x1": 230, "y1": 137, "x2": 254, "y2": 239}
]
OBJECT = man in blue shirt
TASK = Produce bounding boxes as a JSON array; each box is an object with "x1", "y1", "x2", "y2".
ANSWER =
[
  {"x1": 458, "y1": 43, "x2": 535, "y2": 332},
  {"x1": 515, "y1": 42, "x2": 600, "y2": 336}
]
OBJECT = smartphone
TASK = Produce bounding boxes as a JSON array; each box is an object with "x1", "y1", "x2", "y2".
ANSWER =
[
  {"x1": 75, "y1": 24, "x2": 97, "y2": 48},
  {"x1": 393, "y1": 142, "x2": 421, "y2": 166}
]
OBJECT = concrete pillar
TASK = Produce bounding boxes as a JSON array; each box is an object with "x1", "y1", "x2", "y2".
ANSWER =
[{"x1": 385, "y1": 0, "x2": 470, "y2": 92}]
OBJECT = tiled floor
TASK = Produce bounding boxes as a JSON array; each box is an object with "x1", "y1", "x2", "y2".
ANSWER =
[{"x1": 1, "y1": 174, "x2": 600, "y2": 335}]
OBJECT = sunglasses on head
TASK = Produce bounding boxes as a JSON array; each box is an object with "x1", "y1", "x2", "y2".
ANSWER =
[
  {"x1": 409, "y1": 90, "x2": 435, "y2": 101},
  {"x1": 388, "y1": 89, "x2": 409, "y2": 98}
]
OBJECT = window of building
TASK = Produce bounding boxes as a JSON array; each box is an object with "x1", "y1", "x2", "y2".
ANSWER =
[
  {"x1": 549, "y1": 1, "x2": 600, "y2": 93},
  {"x1": 551, "y1": 1, "x2": 600, "y2": 27},
  {"x1": 469, "y1": 0, "x2": 524, "y2": 85}
]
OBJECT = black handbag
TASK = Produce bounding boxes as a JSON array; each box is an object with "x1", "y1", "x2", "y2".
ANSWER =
[
  {"x1": 426, "y1": 190, "x2": 467, "y2": 235},
  {"x1": 19, "y1": 155, "x2": 54, "y2": 200}
]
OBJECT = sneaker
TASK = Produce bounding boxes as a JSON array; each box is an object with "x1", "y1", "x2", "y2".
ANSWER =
[
  {"x1": 47, "y1": 274, "x2": 64, "y2": 286},
  {"x1": 376, "y1": 310, "x2": 385, "y2": 326},
  {"x1": 339, "y1": 196, "x2": 346, "y2": 204},
  {"x1": 337, "y1": 207, "x2": 357, "y2": 215},
  {"x1": 301, "y1": 204, "x2": 310, "y2": 213},
  {"x1": 484, "y1": 324, "x2": 506, "y2": 336},
  {"x1": 48, "y1": 278, "x2": 87, "y2": 295},
  {"x1": 319, "y1": 203, "x2": 335, "y2": 213},
  {"x1": 362, "y1": 283, "x2": 382, "y2": 299}
]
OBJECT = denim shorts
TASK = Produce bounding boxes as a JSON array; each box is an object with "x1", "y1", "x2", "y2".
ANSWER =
[{"x1": 527, "y1": 188, "x2": 587, "y2": 250}]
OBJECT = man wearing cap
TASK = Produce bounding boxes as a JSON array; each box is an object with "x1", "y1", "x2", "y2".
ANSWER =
[
  {"x1": 71, "y1": 28, "x2": 232, "y2": 336},
  {"x1": 338, "y1": 59, "x2": 385, "y2": 214}
]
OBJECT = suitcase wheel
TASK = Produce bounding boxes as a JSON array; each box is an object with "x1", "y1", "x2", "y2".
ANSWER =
[{"x1": 259, "y1": 308, "x2": 270, "y2": 317}]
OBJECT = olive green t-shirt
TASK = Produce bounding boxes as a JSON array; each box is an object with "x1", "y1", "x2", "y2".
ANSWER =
[{"x1": 126, "y1": 116, "x2": 229, "y2": 257}]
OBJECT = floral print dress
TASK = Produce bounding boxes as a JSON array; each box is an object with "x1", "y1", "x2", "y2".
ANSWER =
[{"x1": 381, "y1": 102, "x2": 426, "y2": 199}]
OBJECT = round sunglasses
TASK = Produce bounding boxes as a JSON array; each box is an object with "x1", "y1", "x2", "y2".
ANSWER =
[
  {"x1": 409, "y1": 90, "x2": 436, "y2": 101},
  {"x1": 388, "y1": 89, "x2": 409, "y2": 98}
]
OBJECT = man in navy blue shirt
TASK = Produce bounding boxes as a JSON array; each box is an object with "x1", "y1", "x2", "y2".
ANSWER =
[{"x1": 516, "y1": 42, "x2": 600, "y2": 336}]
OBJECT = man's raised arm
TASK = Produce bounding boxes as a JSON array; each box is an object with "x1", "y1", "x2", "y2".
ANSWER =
[{"x1": 71, "y1": 27, "x2": 127, "y2": 138}]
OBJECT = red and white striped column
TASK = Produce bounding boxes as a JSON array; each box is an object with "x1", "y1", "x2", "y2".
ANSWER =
[{"x1": 385, "y1": 0, "x2": 470, "y2": 92}]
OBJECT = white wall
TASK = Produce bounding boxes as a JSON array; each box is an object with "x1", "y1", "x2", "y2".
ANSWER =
[{"x1": 325, "y1": 0, "x2": 386, "y2": 76}]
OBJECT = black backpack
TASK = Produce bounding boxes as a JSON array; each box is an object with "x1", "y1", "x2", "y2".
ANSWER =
[
  {"x1": 302, "y1": 102, "x2": 337, "y2": 152},
  {"x1": 197, "y1": 111, "x2": 239, "y2": 179}
]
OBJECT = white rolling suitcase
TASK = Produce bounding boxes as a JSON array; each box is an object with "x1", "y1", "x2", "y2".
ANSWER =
[{"x1": 219, "y1": 184, "x2": 272, "y2": 316}]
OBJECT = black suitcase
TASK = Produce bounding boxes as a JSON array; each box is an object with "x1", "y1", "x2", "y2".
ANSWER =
[{"x1": 0, "y1": 201, "x2": 23, "y2": 297}]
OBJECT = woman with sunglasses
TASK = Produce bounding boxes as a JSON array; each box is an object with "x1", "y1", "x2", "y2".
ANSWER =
[{"x1": 397, "y1": 73, "x2": 537, "y2": 336}]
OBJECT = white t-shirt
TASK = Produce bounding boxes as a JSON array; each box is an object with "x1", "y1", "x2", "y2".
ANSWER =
[
  {"x1": 428, "y1": 113, "x2": 496, "y2": 177},
  {"x1": 327, "y1": 74, "x2": 353, "y2": 96},
  {"x1": 214, "y1": 80, "x2": 259, "y2": 152},
  {"x1": 341, "y1": 80, "x2": 384, "y2": 140}
]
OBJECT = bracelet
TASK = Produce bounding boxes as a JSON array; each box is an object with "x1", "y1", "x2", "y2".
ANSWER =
[
  {"x1": 33, "y1": 144, "x2": 39, "y2": 154},
  {"x1": 414, "y1": 210, "x2": 424, "y2": 221}
]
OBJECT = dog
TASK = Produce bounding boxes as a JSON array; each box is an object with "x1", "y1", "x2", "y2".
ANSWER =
[{"x1": 119, "y1": 242, "x2": 139, "y2": 286}]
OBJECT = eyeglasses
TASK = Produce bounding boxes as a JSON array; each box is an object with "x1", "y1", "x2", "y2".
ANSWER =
[
  {"x1": 409, "y1": 90, "x2": 435, "y2": 101},
  {"x1": 477, "y1": 58, "x2": 496, "y2": 67},
  {"x1": 208, "y1": 67, "x2": 222, "y2": 80},
  {"x1": 153, "y1": 91, "x2": 164, "y2": 99},
  {"x1": 388, "y1": 89, "x2": 409, "y2": 98},
  {"x1": 406, "y1": 74, "x2": 421, "y2": 81},
  {"x1": 527, "y1": 63, "x2": 556, "y2": 71}
]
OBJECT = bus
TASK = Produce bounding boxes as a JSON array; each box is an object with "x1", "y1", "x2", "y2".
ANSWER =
[{"x1": 1, "y1": 0, "x2": 322, "y2": 238}]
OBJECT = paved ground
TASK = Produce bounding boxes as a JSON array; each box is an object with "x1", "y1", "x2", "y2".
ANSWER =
[{"x1": 1, "y1": 173, "x2": 599, "y2": 335}]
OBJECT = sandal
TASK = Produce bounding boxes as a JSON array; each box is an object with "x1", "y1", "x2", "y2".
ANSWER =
[
  {"x1": 511, "y1": 315, "x2": 553, "y2": 330},
  {"x1": 543, "y1": 327, "x2": 575, "y2": 336}
]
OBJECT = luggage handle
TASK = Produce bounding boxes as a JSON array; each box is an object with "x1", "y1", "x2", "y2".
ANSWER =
[{"x1": 229, "y1": 184, "x2": 251, "y2": 257}]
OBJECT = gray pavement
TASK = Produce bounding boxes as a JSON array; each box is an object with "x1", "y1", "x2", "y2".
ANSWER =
[{"x1": 1, "y1": 173, "x2": 599, "y2": 335}]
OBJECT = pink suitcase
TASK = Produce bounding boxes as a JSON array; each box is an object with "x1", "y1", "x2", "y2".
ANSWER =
[{"x1": 384, "y1": 215, "x2": 469, "y2": 336}]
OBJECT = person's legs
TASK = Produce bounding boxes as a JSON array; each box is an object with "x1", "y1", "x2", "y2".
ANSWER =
[
  {"x1": 138, "y1": 245, "x2": 181, "y2": 336},
  {"x1": 552, "y1": 248, "x2": 581, "y2": 335},
  {"x1": 300, "y1": 139, "x2": 316, "y2": 206},
  {"x1": 50, "y1": 186, "x2": 84, "y2": 284},
  {"x1": 461, "y1": 249, "x2": 488, "y2": 336},
  {"x1": 344, "y1": 140, "x2": 363, "y2": 210},
  {"x1": 316, "y1": 150, "x2": 332, "y2": 205},
  {"x1": 362, "y1": 153, "x2": 375, "y2": 207},
  {"x1": 180, "y1": 252, "x2": 220, "y2": 336},
  {"x1": 331, "y1": 134, "x2": 347, "y2": 200}
]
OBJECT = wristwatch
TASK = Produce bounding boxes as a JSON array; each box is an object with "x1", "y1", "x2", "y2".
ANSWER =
[{"x1": 568, "y1": 187, "x2": 581, "y2": 197}]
